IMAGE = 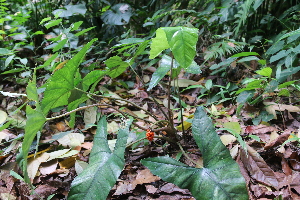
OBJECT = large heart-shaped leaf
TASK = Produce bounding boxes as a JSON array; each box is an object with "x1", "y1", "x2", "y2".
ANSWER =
[
  {"x1": 68, "y1": 117, "x2": 131, "y2": 200},
  {"x1": 41, "y1": 38, "x2": 97, "y2": 114},
  {"x1": 149, "y1": 27, "x2": 198, "y2": 69},
  {"x1": 141, "y1": 106, "x2": 248, "y2": 200},
  {"x1": 101, "y1": 3, "x2": 132, "y2": 25},
  {"x1": 167, "y1": 27, "x2": 198, "y2": 68}
]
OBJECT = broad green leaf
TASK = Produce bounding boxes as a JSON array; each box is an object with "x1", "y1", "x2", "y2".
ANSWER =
[
  {"x1": 147, "y1": 55, "x2": 179, "y2": 91},
  {"x1": 41, "y1": 38, "x2": 97, "y2": 114},
  {"x1": 141, "y1": 107, "x2": 248, "y2": 200},
  {"x1": 256, "y1": 67, "x2": 272, "y2": 78},
  {"x1": 168, "y1": 27, "x2": 198, "y2": 68},
  {"x1": 119, "y1": 38, "x2": 145, "y2": 44},
  {"x1": 105, "y1": 56, "x2": 130, "y2": 78},
  {"x1": 276, "y1": 66, "x2": 300, "y2": 83},
  {"x1": 82, "y1": 70, "x2": 106, "y2": 91},
  {"x1": 52, "y1": 4, "x2": 87, "y2": 18},
  {"x1": 68, "y1": 117, "x2": 130, "y2": 200},
  {"x1": 53, "y1": 39, "x2": 68, "y2": 52},
  {"x1": 71, "y1": 21, "x2": 83, "y2": 31},
  {"x1": 236, "y1": 90, "x2": 254, "y2": 104},
  {"x1": 39, "y1": 17, "x2": 51, "y2": 25},
  {"x1": 265, "y1": 41, "x2": 284, "y2": 55},
  {"x1": 223, "y1": 122, "x2": 241, "y2": 134},
  {"x1": 185, "y1": 61, "x2": 202, "y2": 74},
  {"x1": 265, "y1": 79, "x2": 278, "y2": 93},
  {"x1": 231, "y1": 52, "x2": 259, "y2": 57},
  {"x1": 149, "y1": 28, "x2": 169, "y2": 59},
  {"x1": 270, "y1": 50, "x2": 287, "y2": 63},
  {"x1": 23, "y1": 73, "x2": 46, "y2": 183},
  {"x1": 278, "y1": 28, "x2": 300, "y2": 42},
  {"x1": 37, "y1": 53, "x2": 59, "y2": 69},
  {"x1": 75, "y1": 26, "x2": 96, "y2": 37},
  {"x1": 101, "y1": 3, "x2": 132, "y2": 25},
  {"x1": 278, "y1": 81, "x2": 295, "y2": 89},
  {"x1": 0, "y1": 48, "x2": 11, "y2": 55},
  {"x1": 236, "y1": 79, "x2": 263, "y2": 94},
  {"x1": 5, "y1": 55, "x2": 14, "y2": 67},
  {"x1": 45, "y1": 19, "x2": 62, "y2": 29},
  {"x1": 237, "y1": 56, "x2": 260, "y2": 63}
]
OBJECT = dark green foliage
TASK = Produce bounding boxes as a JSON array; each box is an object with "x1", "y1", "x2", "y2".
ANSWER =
[{"x1": 142, "y1": 107, "x2": 248, "y2": 200}]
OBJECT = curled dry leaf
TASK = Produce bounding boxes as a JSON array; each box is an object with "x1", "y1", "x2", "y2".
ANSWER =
[
  {"x1": 240, "y1": 145, "x2": 279, "y2": 190},
  {"x1": 264, "y1": 131, "x2": 290, "y2": 150},
  {"x1": 264, "y1": 102, "x2": 300, "y2": 119}
]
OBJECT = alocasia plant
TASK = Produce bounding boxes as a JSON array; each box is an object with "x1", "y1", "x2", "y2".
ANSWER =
[{"x1": 141, "y1": 106, "x2": 248, "y2": 200}]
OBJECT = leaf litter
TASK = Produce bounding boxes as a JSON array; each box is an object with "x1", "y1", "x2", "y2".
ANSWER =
[{"x1": 0, "y1": 62, "x2": 300, "y2": 199}]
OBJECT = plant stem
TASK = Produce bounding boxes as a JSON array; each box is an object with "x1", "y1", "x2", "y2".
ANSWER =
[
  {"x1": 74, "y1": 87, "x2": 159, "y2": 121},
  {"x1": 177, "y1": 142, "x2": 202, "y2": 168},
  {"x1": 128, "y1": 63, "x2": 170, "y2": 121}
]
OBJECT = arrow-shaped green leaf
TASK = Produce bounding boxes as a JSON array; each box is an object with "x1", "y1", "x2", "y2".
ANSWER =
[
  {"x1": 41, "y1": 38, "x2": 97, "y2": 114},
  {"x1": 68, "y1": 117, "x2": 130, "y2": 200},
  {"x1": 141, "y1": 106, "x2": 248, "y2": 200}
]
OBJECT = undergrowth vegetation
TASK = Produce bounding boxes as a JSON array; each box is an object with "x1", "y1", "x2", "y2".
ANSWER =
[{"x1": 0, "y1": 0, "x2": 300, "y2": 199}]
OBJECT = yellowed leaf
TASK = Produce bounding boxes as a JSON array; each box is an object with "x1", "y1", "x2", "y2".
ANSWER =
[
  {"x1": 176, "y1": 121, "x2": 192, "y2": 131},
  {"x1": 57, "y1": 133, "x2": 84, "y2": 147},
  {"x1": 220, "y1": 134, "x2": 237, "y2": 146},
  {"x1": 170, "y1": 79, "x2": 197, "y2": 87},
  {"x1": 0, "y1": 110, "x2": 7, "y2": 124},
  {"x1": 27, "y1": 153, "x2": 50, "y2": 181},
  {"x1": 264, "y1": 102, "x2": 300, "y2": 119},
  {"x1": 84, "y1": 99, "x2": 97, "y2": 128}
]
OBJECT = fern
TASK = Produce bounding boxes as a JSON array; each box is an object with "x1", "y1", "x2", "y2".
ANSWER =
[
  {"x1": 147, "y1": 9, "x2": 197, "y2": 23},
  {"x1": 204, "y1": 40, "x2": 246, "y2": 61},
  {"x1": 233, "y1": 0, "x2": 263, "y2": 37}
]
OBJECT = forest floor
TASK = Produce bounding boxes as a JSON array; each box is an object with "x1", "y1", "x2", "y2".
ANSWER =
[{"x1": 1, "y1": 61, "x2": 300, "y2": 200}]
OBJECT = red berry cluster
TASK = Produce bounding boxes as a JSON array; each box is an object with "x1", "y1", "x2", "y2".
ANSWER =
[{"x1": 146, "y1": 129, "x2": 154, "y2": 142}]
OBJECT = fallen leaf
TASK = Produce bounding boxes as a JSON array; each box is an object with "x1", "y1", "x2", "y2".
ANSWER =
[
  {"x1": 27, "y1": 153, "x2": 50, "y2": 181},
  {"x1": 84, "y1": 99, "x2": 97, "y2": 128},
  {"x1": 57, "y1": 133, "x2": 84, "y2": 147},
  {"x1": 240, "y1": 145, "x2": 279, "y2": 190},
  {"x1": 145, "y1": 185, "x2": 158, "y2": 194},
  {"x1": 0, "y1": 110, "x2": 7, "y2": 124},
  {"x1": 39, "y1": 159, "x2": 58, "y2": 175},
  {"x1": 170, "y1": 79, "x2": 198, "y2": 87},
  {"x1": 56, "y1": 121, "x2": 67, "y2": 132},
  {"x1": 264, "y1": 131, "x2": 290, "y2": 150},
  {"x1": 220, "y1": 134, "x2": 237, "y2": 146},
  {"x1": 160, "y1": 183, "x2": 191, "y2": 194},
  {"x1": 133, "y1": 169, "x2": 160, "y2": 185},
  {"x1": 264, "y1": 102, "x2": 300, "y2": 119}
]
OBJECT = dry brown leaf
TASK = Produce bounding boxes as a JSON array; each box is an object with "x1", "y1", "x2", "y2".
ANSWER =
[
  {"x1": 264, "y1": 102, "x2": 300, "y2": 119},
  {"x1": 145, "y1": 185, "x2": 158, "y2": 194},
  {"x1": 133, "y1": 169, "x2": 160, "y2": 185},
  {"x1": 83, "y1": 99, "x2": 97, "y2": 128},
  {"x1": 264, "y1": 131, "x2": 290, "y2": 150},
  {"x1": 39, "y1": 159, "x2": 58, "y2": 175},
  {"x1": 160, "y1": 183, "x2": 191, "y2": 194},
  {"x1": 27, "y1": 153, "x2": 50, "y2": 181},
  {"x1": 240, "y1": 145, "x2": 279, "y2": 190}
]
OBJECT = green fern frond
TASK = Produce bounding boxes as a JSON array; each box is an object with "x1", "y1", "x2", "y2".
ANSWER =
[
  {"x1": 233, "y1": 0, "x2": 263, "y2": 36},
  {"x1": 148, "y1": 9, "x2": 197, "y2": 22},
  {"x1": 204, "y1": 40, "x2": 246, "y2": 61}
]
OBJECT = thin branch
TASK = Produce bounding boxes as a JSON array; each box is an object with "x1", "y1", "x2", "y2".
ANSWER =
[{"x1": 74, "y1": 87, "x2": 159, "y2": 121}]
